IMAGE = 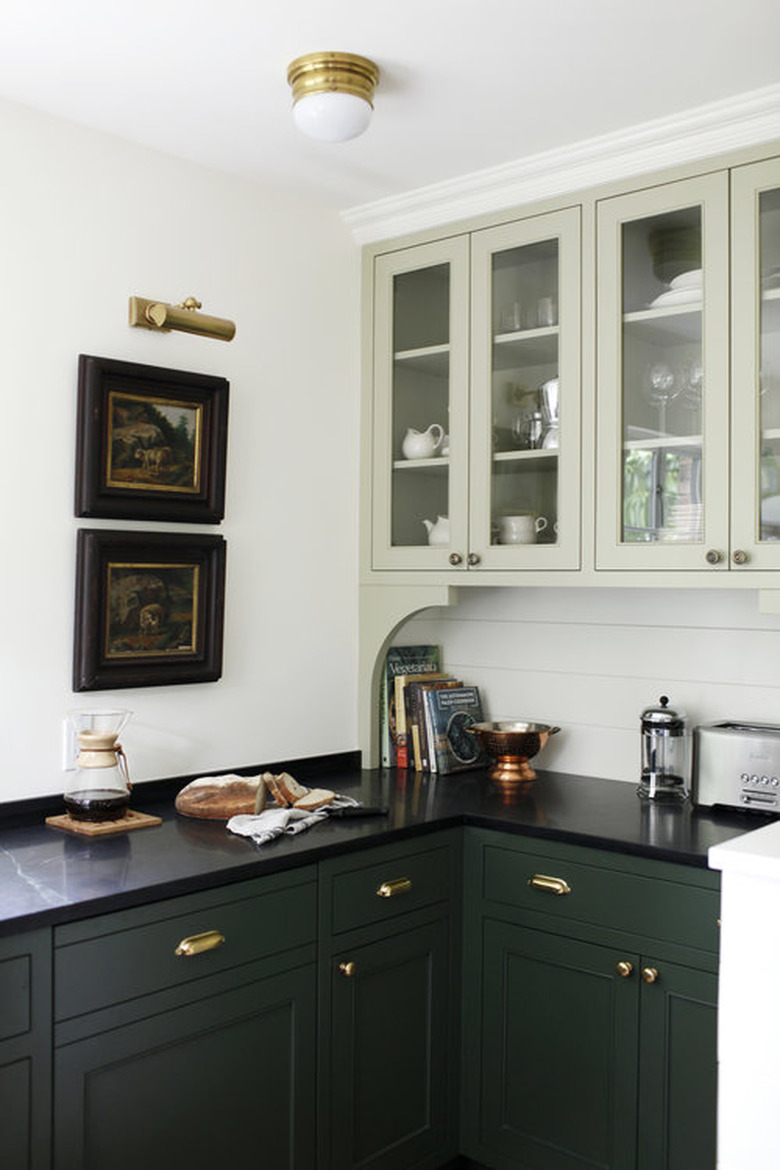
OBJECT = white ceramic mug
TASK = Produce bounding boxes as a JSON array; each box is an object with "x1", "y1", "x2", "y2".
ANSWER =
[{"x1": 498, "y1": 514, "x2": 548, "y2": 544}]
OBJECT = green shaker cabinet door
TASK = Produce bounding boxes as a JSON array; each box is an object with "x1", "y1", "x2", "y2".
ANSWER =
[
  {"x1": 480, "y1": 920, "x2": 639, "y2": 1170},
  {"x1": 54, "y1": 962, "x2": 316, "y2": 1170},
  {"x1": 328, "y1": 917, "x2": 451, "y2": 1170},
  {"x1": 0, "y1": 930, "x2": 51, "y2": 1170},
  {"x1": 637, "y1": 960, "x2": 717, "y2": 1170}
]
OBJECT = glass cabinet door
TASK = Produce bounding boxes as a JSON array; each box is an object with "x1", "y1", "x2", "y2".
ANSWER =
[
  {"x1": 596, "y1": 174, "x2": 729, "y2": 570},
  {"x1": 372, "y1": 238, "x2": 470, "y2": 570},
  {"x1": 469, "y1": 208, "x2": 581, "y2": 569},
  {"x1": 731, "y1": 157, "x2": 780, "y2": 570}
]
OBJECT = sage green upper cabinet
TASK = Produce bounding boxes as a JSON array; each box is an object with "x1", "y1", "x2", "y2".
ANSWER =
[
  {"x1": 731, "y1": 156, "x2": 780, "y2": 569},
  {"x1": 470, "y1": 209, "x2": 581, "y2": 570},
  {"x1": 372, "y1": 237, "x2": 470, "y2": 570},
  {"x1": 595, "y1": 172, "x2": 730, "y2": 570},
  {"x1": 370, "y1": 208, "x2": 581, "y2": 572}
]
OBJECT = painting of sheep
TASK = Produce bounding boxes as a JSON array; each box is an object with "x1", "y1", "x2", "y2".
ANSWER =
[{"x1": 106, "y1": 392, "x2": 201, "y2": 493}]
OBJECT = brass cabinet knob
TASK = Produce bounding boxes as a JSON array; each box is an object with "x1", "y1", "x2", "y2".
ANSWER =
[
  {"x1": 338, "y1": 961, "x2": 356, "y2": 978},
  {"x1": 616, "y1": 960, "x2": 634, "y2": 979},
  {"x1": 527, "y1": 873, "x2": 571, "y2": 896},
  {"x1": 376, "y1": 877, "x2": 412, "y2": 899},
  {"x1": 449, "y1": 552, "x2": 463, "y2": 566},
  {"x1": 705, "y1": 549, "x2": 724, "y2": 565},
  {"x1": 467, "y1": 552, "x2": 481, "y2": 566},
  {"x1": 641, "y1": 966, "x2": 659, "y2": 984},
  {"x1": 732, "y1": 549, "x2": 749, "y2": 566},
  {"x1": 175, "y1": 930, "x2": 225, "y2": 958}
]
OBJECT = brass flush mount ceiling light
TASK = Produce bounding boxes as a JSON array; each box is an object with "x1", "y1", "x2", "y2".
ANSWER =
[{"x1": 286, "y1": 52, "x2": 380, "y2": 142}]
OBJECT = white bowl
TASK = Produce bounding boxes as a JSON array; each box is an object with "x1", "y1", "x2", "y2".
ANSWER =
[{"x1": 670, "y1": 268, "x2": 703, "y2": 291}]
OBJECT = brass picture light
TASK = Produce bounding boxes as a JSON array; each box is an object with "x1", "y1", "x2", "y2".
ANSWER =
[{"x1": 129, "y1": 295, "x2": 236, "y2": 341}]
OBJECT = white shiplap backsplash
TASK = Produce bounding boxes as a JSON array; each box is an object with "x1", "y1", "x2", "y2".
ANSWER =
[{"x1": 398, "y1": 587, "x2": 780, "y2": 783}]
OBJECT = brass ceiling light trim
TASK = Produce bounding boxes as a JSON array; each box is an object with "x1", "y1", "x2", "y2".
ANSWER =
[
  {"x1": 128, "y1": 295, "x2": 236, "y2": 342},
  {"x1": 287, "y1": 52, "x2": 380, "y2": 142}
]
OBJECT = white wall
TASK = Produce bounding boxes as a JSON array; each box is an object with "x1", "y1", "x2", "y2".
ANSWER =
[
  {"x1": 401, "y1": 586, "x2": 780, "y2": 782},
  {"x1": 0, "y1": 98, "x2": 360, "y2": 801}
]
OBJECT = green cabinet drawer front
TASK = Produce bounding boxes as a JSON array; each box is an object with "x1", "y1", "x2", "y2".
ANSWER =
[
  {"x1": 482, "y1": 842, "x2": 719, "y2": 952},
  {"x1": 0, "y1": 954, "x2": 30, "y2": 1042},
  {"x1": 481, "y1": 919, "x2": 639, "y2": 1170},
  {"x1": 328, "y1": 917, "x2": 452, "y2": 1170},
  {"x1": 54, "y1": 962, "x2": 316, "y2": 1170},
  {"x1": 327, "y1": 840, "x2": 453, "y2": 935},
  {"x1": 55, "y1": 869, "x2": 316, "y2": 1020}
]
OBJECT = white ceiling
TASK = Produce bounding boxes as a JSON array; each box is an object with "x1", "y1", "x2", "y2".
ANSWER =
[{"x1": 1, "y1": 0, "x2": 779, "y2": 213}]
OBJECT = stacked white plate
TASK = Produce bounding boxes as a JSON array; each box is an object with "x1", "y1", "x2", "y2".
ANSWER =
[{"x1": 649, "y1": 268, "x2": 702, "y2": 309}]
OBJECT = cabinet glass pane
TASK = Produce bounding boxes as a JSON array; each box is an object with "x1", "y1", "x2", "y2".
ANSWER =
[
  {"x1": 391, "y1": 264, "x2": 451, "y2": 548},
  {"x1": 489, "y1": 240, "x2": 559, "y2": 547},
  {"x1": 759, "y1": 187, "x2": 780, "y2": 542},
  {"x1": 620, "y1": 208, "x2": 703, "y2": 544}
]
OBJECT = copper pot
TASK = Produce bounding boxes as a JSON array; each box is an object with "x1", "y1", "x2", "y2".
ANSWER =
[{"x1": 467, "y1": 721, "x2": 560, "y2": 788}]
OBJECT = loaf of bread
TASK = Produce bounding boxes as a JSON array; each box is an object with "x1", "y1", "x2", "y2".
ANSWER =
[{"x1": 175, "y1": 774, "x2": 263, "y2": 820}]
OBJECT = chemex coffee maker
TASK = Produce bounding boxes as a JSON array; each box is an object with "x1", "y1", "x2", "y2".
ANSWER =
[{"x1": 64, "y1": 709, "x2": 133, "y2": 822}]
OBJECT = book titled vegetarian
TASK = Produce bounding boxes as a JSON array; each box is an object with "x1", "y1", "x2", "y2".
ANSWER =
[
  {"x1": 423, "y1": 685, "x2": 488, "y2": 774},
  {"x1": 380, "y1": 645, "x2": 441, "y2": 767}
]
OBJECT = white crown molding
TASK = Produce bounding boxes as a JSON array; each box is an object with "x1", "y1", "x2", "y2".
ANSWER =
[{"x1": 342, "y1": 83, "x2": 780, "y2": 245}]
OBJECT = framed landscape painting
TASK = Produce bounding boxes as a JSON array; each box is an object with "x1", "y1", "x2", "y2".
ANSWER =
[
  {"x1": 75, "y1": 355, "x2": 229, "y2": 523},
  {"x1": 73, "y1": 529, "x2": 226, "y2": 691}
]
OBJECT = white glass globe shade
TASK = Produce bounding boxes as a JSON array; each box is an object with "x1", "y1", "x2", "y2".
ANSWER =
[{"x1": 292, "y1": 91, "x2": 373, "y2": 142}]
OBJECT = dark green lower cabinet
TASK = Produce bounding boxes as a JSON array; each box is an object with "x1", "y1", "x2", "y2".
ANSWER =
[
  {"x1": 0, "y1": 930, "x2": 51, "y2": 1170},
  {"x1": 480, "y1": 921, "x2": 639, "y2": 1170},
  {"x1": 54, "y1": 963, "x2": 316, "y2": 1170},
  {"x1": 637, "y1": 959, "x2": 717, "y2": 1170},
  {"x1": 327, "y1": 917, "x2": 452, "y2": 1170}
]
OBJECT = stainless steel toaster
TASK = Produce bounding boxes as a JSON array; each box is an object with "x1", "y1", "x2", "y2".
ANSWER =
[{"x1": 693, "y1": 721, "x2": 780, "y2": 812}]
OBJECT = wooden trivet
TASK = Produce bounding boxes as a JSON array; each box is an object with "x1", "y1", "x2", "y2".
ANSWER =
[{"x1": 45, "y1": 809, "x2": 162, "y2": 837}]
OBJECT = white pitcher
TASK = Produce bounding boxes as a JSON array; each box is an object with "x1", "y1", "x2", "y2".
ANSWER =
[
  {"x1": 402, "y1": 424, "x2": 444, "y2": 460},
  {"x1": 422, "y1": 515, "x2": 450, "y2": 546}
]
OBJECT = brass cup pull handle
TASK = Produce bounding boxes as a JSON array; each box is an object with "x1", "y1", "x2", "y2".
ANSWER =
[
  {"x1": 339, "y1": 961, "x2": 356, "y2": 978},
  {"x1": 175, "y1": 930, "x2": 225, "y2": 958},
  {"x1": 641, "y1": 966, "x2": 660, "y2": 984},
  {"x1": 616, "y1": 960, "x2": 634, "y2": 978},
  {"x1": 376, "y1": 877, "x2": 412, "y2": 899},
  {"x1": 528, "y1": 873, "x2": 572, "y2": 896}
]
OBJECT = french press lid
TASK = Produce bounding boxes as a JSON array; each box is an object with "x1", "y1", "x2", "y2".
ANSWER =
[{"x1": 641, "y1": 695, "x2": 687, "y2": 735}]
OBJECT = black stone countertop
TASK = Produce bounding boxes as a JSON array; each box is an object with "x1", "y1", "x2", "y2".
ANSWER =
[{"x1": 0, "y1": 762, "x2": 769, "y2": 935}]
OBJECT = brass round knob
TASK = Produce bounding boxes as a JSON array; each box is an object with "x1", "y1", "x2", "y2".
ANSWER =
[
  {"x1": 338, "y1": 961, "x2": 356, "y2": 978},
  {"x1": 467, "y1": 552, "x2": 481, "y2": 566},
  {"x1": 641, "y1": 966, "x2": 659, "y2": 984},
  {"x1": 705, "y1": 549, "x2": 724, "y2": 565},
  {"x1": 732, "y1": 549, "x2": 749, "y2": 566},
  {"x1": 448, "y1": 552, "x2": 463, "y2": 566},
  {"x1": 616, "y1": 960, "x2": 634, "y2": 979}
]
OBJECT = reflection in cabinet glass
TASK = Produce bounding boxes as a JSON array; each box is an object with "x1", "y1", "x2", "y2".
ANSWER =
[
  {"x1": 596, "y1": 172, "x2": 729, "y2": 571},
  {"x1": 759, "y1": 187, "x2": 780, "y2": 542},
  {"x1": 620, "y1": 207, "x2": 704, "y2": 545}
]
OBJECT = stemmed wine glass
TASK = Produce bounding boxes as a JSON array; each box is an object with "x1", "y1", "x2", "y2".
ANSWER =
[{"x1": 642, "y1": 361, "x2": 681, "y2": 435}]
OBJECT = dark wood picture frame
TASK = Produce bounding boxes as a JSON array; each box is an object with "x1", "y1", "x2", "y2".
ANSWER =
[
  {"x1": 73, "y1": 529, "x2": 226, "y2": 691},
  {"x1": 75, "y1": 354, "x2": 229, "y2": 523}
]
